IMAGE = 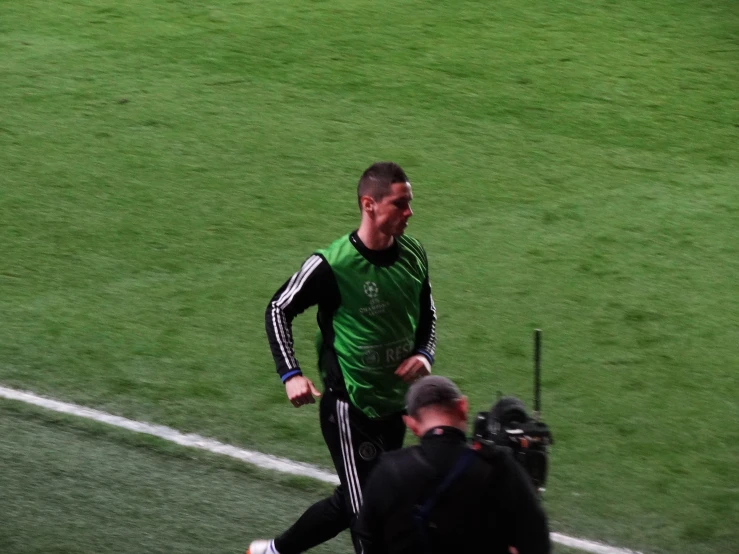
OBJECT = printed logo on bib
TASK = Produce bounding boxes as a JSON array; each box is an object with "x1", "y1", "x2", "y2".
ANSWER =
[
  {"x1": 360, "y1": 281, "x2": 390, "y2": 316},
  {"x1": 362, "y1": 349, "x2": 380, "y2": 367},
  {"x1": 359, "y1": 338, "x2": 414, "y2": 368},
  {"x1": 363, "y1": 281, "x2": 379, "y2": 298},
  {"x1": 384, "y1": 339, "x2": 413, "y2": 364}
]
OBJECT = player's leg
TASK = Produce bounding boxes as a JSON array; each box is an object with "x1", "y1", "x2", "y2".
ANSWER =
[
  {"x1": 269, "y1": 487, "x2": 349, "y2": 554},
  {"x1": 282, "y1": 390, "x2": 399, "y2": 553},
  {"x1": 267, "y1": 389, "x2": 354, "y2": 553},
  {"x1": 248, "y1": 394, "x2": 405, "y2": 554},
  {"x1": 373, "y1": 410, "x2": 406, "y2": 453},
  {"x1": 337, "y1": 403, "x2": 406, "y2": 553}
]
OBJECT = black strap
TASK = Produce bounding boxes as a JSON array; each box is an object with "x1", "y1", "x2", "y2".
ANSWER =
[{"x1": 413, "y1": 448, "x2": 476, "y2": 553}]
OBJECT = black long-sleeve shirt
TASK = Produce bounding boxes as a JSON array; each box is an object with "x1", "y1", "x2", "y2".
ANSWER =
[
  {"x1": 265, "y1": 231, "x2": 437, "y2": 391},
  {"x1": 355, "y1": 426, "x2": 551, "y2": 554}
]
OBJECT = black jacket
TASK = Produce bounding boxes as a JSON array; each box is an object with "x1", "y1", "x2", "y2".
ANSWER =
[{"x1": 355, "y1": 426, "x2": 551, "y2": 554}]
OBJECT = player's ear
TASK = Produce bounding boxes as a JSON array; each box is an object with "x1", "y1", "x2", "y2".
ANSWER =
[{"x1": 360, "y1": 195, "x2": 375, "y2": 214}]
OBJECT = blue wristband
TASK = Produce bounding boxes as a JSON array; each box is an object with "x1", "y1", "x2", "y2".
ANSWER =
[
  {"x1": 416, "y1": 349, "x2": 434, "y2": 366},
  {"x1": 281, "y1": 369, "x2": 302, "y2": 383}
]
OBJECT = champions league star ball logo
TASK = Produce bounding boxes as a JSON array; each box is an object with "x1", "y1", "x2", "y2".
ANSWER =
[
  {"x1": 364, "y1": 281, "x2": 379, "y2": 299},
  {"x1": 361, "y1": 281, "x2": 388, "y2": 316}
]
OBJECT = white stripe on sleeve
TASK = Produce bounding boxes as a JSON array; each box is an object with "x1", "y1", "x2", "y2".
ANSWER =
[{"x1": 269, "y1": 255, "x2": 323, "y2": 369}]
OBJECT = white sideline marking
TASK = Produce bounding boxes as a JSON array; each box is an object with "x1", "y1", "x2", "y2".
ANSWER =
[
  {"x1": 552, "y1": 533, "x2": 642, "y2": 554},
  {"x1": 0, "y1": 385, "x2": 339, "y2": 485},
  {"x1": 0, "y1": 385, "x2": 641, "y2": 554}
]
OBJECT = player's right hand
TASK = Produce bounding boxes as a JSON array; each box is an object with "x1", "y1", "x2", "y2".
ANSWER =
[{"x1": 285, "y1": 375, "x2": 321, "y2": 408}]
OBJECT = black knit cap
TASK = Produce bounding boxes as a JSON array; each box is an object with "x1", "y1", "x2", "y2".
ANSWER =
[{"x1": 406, "y1": 375, "x2": 463, "y2": 417}]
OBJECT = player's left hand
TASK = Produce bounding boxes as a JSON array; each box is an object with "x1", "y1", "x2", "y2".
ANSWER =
[{"x1": 395, "y1": 354, "x2": 431, "y2": 383}]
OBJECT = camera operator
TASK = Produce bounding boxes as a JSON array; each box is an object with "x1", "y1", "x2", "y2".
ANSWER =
[{"x1": 355, "y1": 375, "x2": 551, "y2": 554}]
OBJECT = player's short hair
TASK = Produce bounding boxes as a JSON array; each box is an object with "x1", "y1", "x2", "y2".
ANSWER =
[{"x1": 357, "y1": 162, "x2": 409, "y2": 209}]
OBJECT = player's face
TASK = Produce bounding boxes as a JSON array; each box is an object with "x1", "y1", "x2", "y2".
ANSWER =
[{"x1": 372, "y1": 182, "x2": 413, "y2": 236}]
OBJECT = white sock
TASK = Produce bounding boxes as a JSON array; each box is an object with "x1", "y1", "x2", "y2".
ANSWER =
[{"x1": 269, "y1": 540, "x2": 280, "y2": 554}]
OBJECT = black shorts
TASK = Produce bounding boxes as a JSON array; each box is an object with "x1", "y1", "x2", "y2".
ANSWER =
[
  {"x1": 320, "y1": 388, "x2": 406, "y2": 516},
  {"x1": 274, "y1": 389, "x2": 407, "y2": 554}
]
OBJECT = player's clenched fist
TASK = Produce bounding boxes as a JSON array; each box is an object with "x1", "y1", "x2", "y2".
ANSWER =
[
  {"x1": 395, "y1": 354, "x2": 431, "y2": 383},
  {"x1": 285, "y1": 375, "x2": 321, "y2": 408}
]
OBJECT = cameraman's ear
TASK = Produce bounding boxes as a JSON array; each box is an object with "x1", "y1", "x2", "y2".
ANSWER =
[
  {"x1": 457, "y1": 396, "x2": 469, "y2": 421},
  {"x1": 403, "y1": 414, "x2": 422, "y2": 437}
]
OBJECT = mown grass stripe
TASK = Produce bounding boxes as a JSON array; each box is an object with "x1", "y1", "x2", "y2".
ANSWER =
[{"x1": 0, "y1": 384, "x2": 643, "y2": 554}]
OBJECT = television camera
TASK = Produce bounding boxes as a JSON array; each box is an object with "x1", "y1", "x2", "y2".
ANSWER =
[{"x1": 472, "y1": 329, "x2": 554, "y2": 491}]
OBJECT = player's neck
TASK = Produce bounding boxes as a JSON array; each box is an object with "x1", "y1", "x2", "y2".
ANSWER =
[{"x1": 357, "y1": 224, "x2": 395, "y2": 251}]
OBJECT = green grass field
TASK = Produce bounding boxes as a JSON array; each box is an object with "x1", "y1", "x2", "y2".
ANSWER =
[
  {"x1": 0, "y1": 400, "x2": 353, "y2": 554},
  {"x1": 0, "y1": 400, "x2": 586, "y2": 554},
  {"x1": 1, "y1": 0, "x2": 738, "y2": 552}
]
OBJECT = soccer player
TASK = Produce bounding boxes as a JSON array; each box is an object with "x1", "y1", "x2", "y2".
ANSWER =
[
  {"x1": 249, "y1": 162, "x2": 437, "y2": 554},
  {"x1": 355, "y1": 376, "x2": 551, "y2": 554}
]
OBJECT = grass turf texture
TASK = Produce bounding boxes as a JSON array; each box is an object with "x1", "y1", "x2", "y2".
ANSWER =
[
  {"x1": 0, "y1": 400, "x2": 350, "y2": 554},
  {"x1": 1, "y1": 0, "x2": 738, "y2": 552},
  {"x1": 0, "y1": 401, "x2": 583, "y2": 554}
]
